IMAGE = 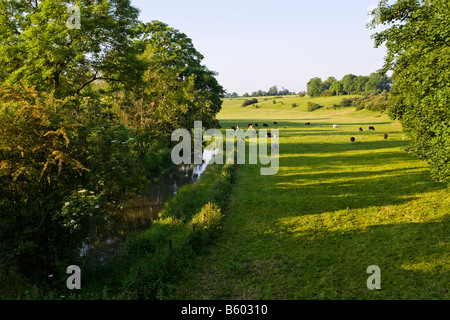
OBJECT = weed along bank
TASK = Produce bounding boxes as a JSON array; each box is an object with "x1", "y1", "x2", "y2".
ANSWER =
[{"x1": 171, "y1": 121, "x2": 280, "y2": 176}]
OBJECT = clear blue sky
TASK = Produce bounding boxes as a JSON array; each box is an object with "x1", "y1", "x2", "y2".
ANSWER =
[{"x1": 130, "y1": 0, "x2": 388, "y2": 95}]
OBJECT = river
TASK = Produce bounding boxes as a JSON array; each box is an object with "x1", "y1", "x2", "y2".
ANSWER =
[{"x1": 81, "y1": 148, "x2": 217, "y2": 262}]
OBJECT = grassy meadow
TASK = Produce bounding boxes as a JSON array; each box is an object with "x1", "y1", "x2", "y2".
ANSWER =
[{"x1": 171, "y1": 95, "x2": 449, "y2": 300}]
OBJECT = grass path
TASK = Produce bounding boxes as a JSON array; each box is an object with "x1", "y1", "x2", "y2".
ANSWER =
[{"x1": 173, "y1": 98, "x2": 449, "y2": 300}]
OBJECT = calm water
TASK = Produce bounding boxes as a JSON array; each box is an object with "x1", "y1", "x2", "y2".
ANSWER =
[{"x1": 81, "y1": 149, "x2": 217, "y2": 261}]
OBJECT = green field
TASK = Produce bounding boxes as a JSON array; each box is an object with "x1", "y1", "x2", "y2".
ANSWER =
[{"x1": 172, "y1": 96, "x2": 449, "y2": 300}]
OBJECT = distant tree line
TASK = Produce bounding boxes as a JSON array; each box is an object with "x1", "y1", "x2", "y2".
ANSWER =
[
  {"x1": 307, "y1": 73, "x2": 391, "y2": 97},
  {"x1": 224, "y1": 92, "x2": 239, "y2": 99},
  {"x1": 224, "y1": 85, "x2": 296, "y2": 98}
]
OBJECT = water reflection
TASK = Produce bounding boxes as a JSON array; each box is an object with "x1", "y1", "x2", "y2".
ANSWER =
[{"x1": 81, "y1": 148, "x2": 217, "y2": 262}]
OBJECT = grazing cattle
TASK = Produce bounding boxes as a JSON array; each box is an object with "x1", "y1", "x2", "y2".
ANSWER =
[
  {"x1": 350, "y1": 137, "x2": 356, "y2": 144},
  {"x1": 254, "y1": 123, "x2": 259, "y2": 127},
  {"x1": 305, "y1": 122, "x2": 311, "y2": 126},
  {"x1": 274, "y1": 122, "x2": 278, "y2": 125},
  {"x1": 333, "y1": 124, "x2": 339, "y2": 128},
  {"x1": 231, "y1": 126, "x2": 236, "y2": 130},
  {"x1": 263, "y1": 124, "x2": 269, "y2": 127},
  {"x1": 359, "y1": 127, "x2": 363, "y2": 132},
  {"x1": 384, "y1": 133, "x2": 388, "y2": 140},
  {"x1": 369, "y1": 126, "x2": 375, "y2": 131}
]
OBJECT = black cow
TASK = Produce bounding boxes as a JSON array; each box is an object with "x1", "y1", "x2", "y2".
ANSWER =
[
  {"x1": 350, "y1": 137, "x2": 356, "y2": 144},
  {"x1": 274, "y1": 122, "x2": 278, "y2": 125},
  {"x1": 263, "y1": 124, "x2": 269, "y2": 127},
  {"x1": 359, "y1": 127, "x2": 363, "y2": 132},
  {"x1": 231, "y1": 126, "x2": 236, "y2": 130},
  {"x1": 384, "y1": 133, "x2": 388, "y2": 140},
  {"x1": 369, "y1": 126, "x2": 375, "y2": 131},
  {"x1": 305, "y1": 122, "x2": 311, "y2": 126},
  {"x1": 254, "y1": 123, "x2": 259, "y2": 127}
]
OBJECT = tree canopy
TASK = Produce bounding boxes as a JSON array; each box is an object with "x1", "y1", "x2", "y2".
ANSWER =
[
  {"x1": 307, "y1": 73, "x2": 391, "y2": 97},
  {"x1": 372, "y1": 0, "x2": 450, "y2": 184},
  {"x1": 0, "y1": 0, "x2": 224, "y2": 292},
  {"x1": 0, "y1": 0, "x2": 143, "y2": 97}
]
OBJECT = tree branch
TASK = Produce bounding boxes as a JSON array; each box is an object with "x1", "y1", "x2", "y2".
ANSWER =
[{"x1": 74, "y1": 72, "x2": 125, "y2": 95}]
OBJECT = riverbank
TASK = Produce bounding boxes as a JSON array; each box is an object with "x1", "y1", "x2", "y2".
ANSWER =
[{"x1": 58, "y1": 159, "x2": 236, "y2": 299}]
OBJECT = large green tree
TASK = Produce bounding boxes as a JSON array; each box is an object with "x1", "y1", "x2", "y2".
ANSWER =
[
  {"x1": 372, "y1": 0, "x2": 450, "y2": 184},
  {"x1": 268, "y1": 85, "x2": 278, "y2": 96},
  {"x1": 323, "y1": 77, "x2": 337, "y2": 91},
  {"x1": 307, "y1": 77, "x2": 323, "y2": 97},
  {"x1": 136, "y1": 21, "x2": 224, "y2": 133},
  {"x1": 0, "y1": 0, "x2": 143, "y2": 97},
  {"x1": 341, "y1": 74, "x2": 358, "y2": 95},
  {"x1": 329, "y1": 80, "x2": 343, "y2": 96},
  {"x1": 0, "y1": 0, "x2": 225, "y2": 293}
]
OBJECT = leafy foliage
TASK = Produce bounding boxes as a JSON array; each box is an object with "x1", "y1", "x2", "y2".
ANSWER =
[
  {"x1": 307, "y1": 102, "x2": 323, "y2": 112},
  {"x1": 372, "y1": 0, "x2": 450, "y2": 184},
  {"x1": 242, "y1": 98, "x2": 259, "y2": 107},
  {"x1": 308, "y1": 73, "x2": 391, "y2": 97},
  {"x1": 0, "y1": 86, "x2": 149, "y2": 285},
  {"x1": 0, "y1": 0, "x2": 225, "y2": 295}
]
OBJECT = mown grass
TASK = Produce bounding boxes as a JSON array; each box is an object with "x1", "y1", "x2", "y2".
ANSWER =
[{"x1": 172, "y1": 96, "x2": 449, "y2": 300}]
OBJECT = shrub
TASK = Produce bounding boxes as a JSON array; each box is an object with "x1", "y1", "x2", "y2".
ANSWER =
[
  {"x1": 122, "y1": 163, "x2": 236, "y2": 299},
  {"x1": 340, "y1": 98, "x2": 353, "y2": 107},
  {"x1": 242, "y1": 98, "x2": 258, "y2": 107},
  {"x1": 307, "y1": 102, "x2": 323, "y2": 112},
  {"x1": 189, "y1": 203, "x2": 223, "y2": 252}
]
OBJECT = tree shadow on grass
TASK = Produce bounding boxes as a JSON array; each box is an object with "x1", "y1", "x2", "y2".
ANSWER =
[
  {"x1": 265, "y1": 218, "x2": 450, "y2": 299},
  {"x1": 219, "y1": 119, "x2": 393, "y2": 129},
  {"x1": 253, "y1": 140, "x2": 446, "y2": 216},
  {"x1": 278, "y1": 140, "x2": 409, "y2": 153},
  {"x1": 271, "y1": 167, "x2": 441, "y2": 216},
  {"x1": 194, "y1": 217, "x2": 449, "y2": 300},
  {"x1": 278, "y1": 140, "x2": 413, "y2": 156}
]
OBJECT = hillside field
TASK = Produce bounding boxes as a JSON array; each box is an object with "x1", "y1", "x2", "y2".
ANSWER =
[{"x1": 172, "y1": 95, "x2": 449, "y2": 300}]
